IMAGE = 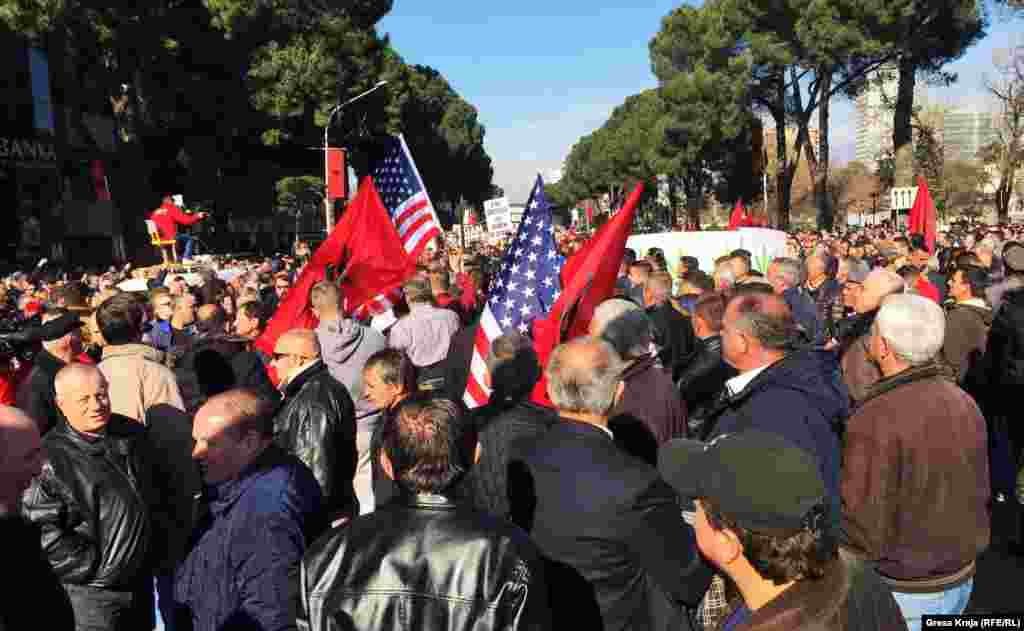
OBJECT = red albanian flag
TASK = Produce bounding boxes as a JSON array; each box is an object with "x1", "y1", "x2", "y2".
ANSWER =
[
  {"x1": 256, "y1": 177, "x2": 416, "y2": 356},
  {"x1": 907, "y1": 176, "x2": 937, "y2": 254},
  {"x1": 530, "y1": 181, "x2": 645, "y2": 407}
]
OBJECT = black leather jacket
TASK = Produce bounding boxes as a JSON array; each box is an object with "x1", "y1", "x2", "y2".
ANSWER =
[
  {"x1": 174, "y1": 333, "x2": 279, "y2": 414},
  {"x1": 298, "y1": 493, "x2": 551, "y2": 631},
  {"x1": 675, "y1": 336, "x2": 738, "y2": 436},
  {"x1": 274, "y1": 360, "x2": 357, "y2": 521},
  {"x1": 22, "y1": 415, "x2": 153, "y2": 589}
]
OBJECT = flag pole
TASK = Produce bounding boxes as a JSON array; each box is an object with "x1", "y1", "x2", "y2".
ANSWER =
[
  {"x1": 459, "y1": 196, "x2": 466, "y2": 252},
  {"x1": 322, "y1": 81, "x2": 388, "y2": 236}
]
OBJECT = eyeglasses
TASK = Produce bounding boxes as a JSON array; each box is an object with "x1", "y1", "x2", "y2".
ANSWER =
[{"x1": 272, "y1": 352, "x2": 313, "y2": 362}]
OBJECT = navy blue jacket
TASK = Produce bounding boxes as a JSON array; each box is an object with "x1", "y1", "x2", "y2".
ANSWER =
[
  {"x1": 703, "y1": 350, "x2": 849, "y2": 539},
  {"x1": 174, "y1": 445, "x2": 326, "y2": 631},
  {"x1": 783, "y1": 287, "x2": 823, "y2": 345},
  {"x1": 512, "y1": 420, "x2": 712, "y2": 631}
]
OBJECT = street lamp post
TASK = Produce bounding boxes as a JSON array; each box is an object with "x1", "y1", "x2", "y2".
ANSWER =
[{"x1": 322, "y1": 80, "x2": 388, "y2": 234}]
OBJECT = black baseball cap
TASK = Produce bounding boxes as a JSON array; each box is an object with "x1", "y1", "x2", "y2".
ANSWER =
[{"x1": 658, "y1": 431, "x2": 826, "y2": 537}]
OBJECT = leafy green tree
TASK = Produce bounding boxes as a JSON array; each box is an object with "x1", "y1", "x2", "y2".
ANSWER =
[{"x1": 858, "y1": 0, "x2": 986, "y2": 170}]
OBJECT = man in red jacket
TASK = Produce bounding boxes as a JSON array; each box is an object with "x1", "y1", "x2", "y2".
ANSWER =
[{"x1": 149, "y1": 195, "x2": 207, "y2": 261}]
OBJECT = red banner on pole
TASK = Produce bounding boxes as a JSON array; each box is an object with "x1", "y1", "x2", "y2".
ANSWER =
[{"x1": 326, "y1": 148, "x2": 346, "y2": 202}]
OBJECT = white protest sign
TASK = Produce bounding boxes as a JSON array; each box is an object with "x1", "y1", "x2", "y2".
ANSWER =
[{"x1": 483, "y1": 197, "x2": 514, "y2": 235}]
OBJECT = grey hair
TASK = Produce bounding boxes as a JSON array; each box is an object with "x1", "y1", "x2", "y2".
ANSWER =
[
  {"x1": 546, "y1": 337, "x2": 624, "y2": 415},
  {"x1": 875, "y1": 294, "x2": 945, "y2": 366},
  {"x1": 590, "y1": 298, "x2": 640, "y2": 337},
  {"x1": 600, "y1": 309, "x2": 654, "y2": 360},
  {"x1": 771, "y1": 257, "x2": 804, "y2": 288},
  {"x1": 730, "y1": 294, "x2": 803, "y2": 351}
]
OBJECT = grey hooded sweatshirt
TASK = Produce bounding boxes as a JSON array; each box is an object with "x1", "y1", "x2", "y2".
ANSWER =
[{"x1": 316, "y1": 317, "x2": 388, "y2": 515}]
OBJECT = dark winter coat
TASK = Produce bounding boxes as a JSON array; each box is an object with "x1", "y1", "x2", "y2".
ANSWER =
[
  {"x1": 940, "y1": 301, "x2": 993, "y2": 384},
  {"x1": 298, "y1": 492, "x2": 550, "y2": 631},
  {"x1": 836, "y1": 311, "x2": 882, "y2": 404},
  {"x1": 174, "y1": 334, "x2": 278, "y2": 414},
  {"x1": 274, "y1": 361, "x2": 357, "y2": 521},
  {"x1": 646, "y1": 301, "x2": 696, "y2": 376},
  {"x1": 22, "y1": 415, "x2": 153, "y2": 590},
  {"x1": 511, "y1": 419, "x2": 712, "y2": 631},
  {"x1": 612, "y1": 355, "x2": 688, "y2": 450},
  {"x1": 144, "y1": 403, "x2": 203, "y2": 574},
  {"x1": 703, "y1": 350, "x2": 848, "y2": 540},
  {"x1": 982, "y1": 286, "x2": 1024, "y2": 404},
  {"x1": 468, "y1": 399, "x2": 557, "y2": 519},
  {"x1": 675, "y1": 335, "x2": 738, "y2": 437},
  {"x1": 174, "y1": 445, "x2": 325, "y2": 631},
  {"x1": 0, "y1": 516, "x2": 75, "y2": 631},
  {"x1": 842, "y1": 363, "x2": 989, "y2": 588},
  {"x1": 807, "y1": 278, "x2": 842, "y2": 334},
  {"x1": 442, "y1": 319, "x2": 480, "y2": 403},
  {"x1": 783, "y1": 287, "x2": 822, "y2": 345},
  {"x1": 16, "y1": 348, "x2": 66, "y2": 433}
]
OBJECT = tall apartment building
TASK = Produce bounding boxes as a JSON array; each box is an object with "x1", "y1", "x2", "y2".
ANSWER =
[
  {"x1": 943, "y1": 110, "x2": 998, "y2": 162},
  {"x1": 854, "y1": 65, "x2": 927, "y2": 168}
]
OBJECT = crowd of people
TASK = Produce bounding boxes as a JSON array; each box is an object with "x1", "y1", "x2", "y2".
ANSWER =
[{"x1": 0, "y1": 218, "x2": 1020, "y2": 631}]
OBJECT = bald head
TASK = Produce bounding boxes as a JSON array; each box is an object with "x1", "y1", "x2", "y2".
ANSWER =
[
  {"x1": 856, "y1": 269, "x2": 905, "y2": 314},
  {"x1": 54, "y1": 363, "x2": 105, "y2": 400},
  {"x1": 546, "y1": 337, "x2": 624, "y2": 417},
  {"x1": 54, "y1": 364, "x2": 111, "y2": 434},
  {"x1": 0, "y1": 406, "x2": 43, "y2": 513},
  {"x1": 272, "y1": 329, "x2": 321, "y2": 386},
  {"x1": 274, "y1": 329, "x2": 320, "y2": 358},
  {"x1": 193, "y1": 389, "x2": 276, "y2": 484}
]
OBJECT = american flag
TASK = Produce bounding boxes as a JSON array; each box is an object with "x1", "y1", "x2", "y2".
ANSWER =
[
  {"x1": 369, "y1": 134, "x2": 442, "y2": 260},
  {"x1": 464, "y1": 175, "x2": 565, "y2": 408}
]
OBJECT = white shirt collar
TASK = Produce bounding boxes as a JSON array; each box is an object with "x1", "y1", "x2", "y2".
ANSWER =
[{"x1": 725, "y1": 363, "x2": 772, "y2": 396}]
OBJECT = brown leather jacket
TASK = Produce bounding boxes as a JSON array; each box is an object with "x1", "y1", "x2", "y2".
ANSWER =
[{"x1": 842, "y1": 363, "x2": 990, "y2": 588}]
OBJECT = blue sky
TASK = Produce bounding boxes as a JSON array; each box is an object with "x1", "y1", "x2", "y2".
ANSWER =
[{"x1": 380, "y1": 2, "x2": 1021, "y2": 203}]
